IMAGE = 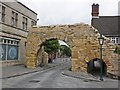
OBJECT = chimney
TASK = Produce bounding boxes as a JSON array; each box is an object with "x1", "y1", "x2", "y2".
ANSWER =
[{"x1": 91, "y1": 3, "x2": 99, "y2": 18}]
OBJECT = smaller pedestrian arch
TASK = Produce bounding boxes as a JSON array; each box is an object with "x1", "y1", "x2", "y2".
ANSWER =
[
  {"x1": 87, "y1": 58, "x2": 107, "y2": 76},
  {"x1": 26, "y1": 23, "x2": 116, "y2": 73}
]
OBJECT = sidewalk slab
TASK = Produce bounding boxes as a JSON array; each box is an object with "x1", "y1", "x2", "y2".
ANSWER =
[
  {"x1": 2, "y1": 64, "x2": 43, "y2": 79},
  {"x1": 1, "y1": 60, "x2": 65, "y2": 79}
]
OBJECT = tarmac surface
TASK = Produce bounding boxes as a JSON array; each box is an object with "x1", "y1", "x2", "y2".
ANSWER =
[
  {"x1": 1, "y1": 58, "x2": 119, "y2": 81},
  {"x1": 1, "y1": 58, "x2": 119, "y2": 89},
  {"x1": 1, "y1": 58, "x2": 99, "y2": 81}
]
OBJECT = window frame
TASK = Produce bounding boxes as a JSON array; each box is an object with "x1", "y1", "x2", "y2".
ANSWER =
[
  {"x1": 31, "y1": 21, "x2": 34, "y2": 27},
  {"x1": 22, "y1": 17, "x2": 28, "y2": 30},
  {"x1": 0, "y1": 5, "x2": 6, "y2": 23},
  {"x1": 111, "y1": 37, "x2": 119, "y2": 44},
  {"x1": 11, "y1": 11, "x2": 18, "y2": 27},
  {"x1": 0, "y1": 37, "x2": 19, "y2": 61}
]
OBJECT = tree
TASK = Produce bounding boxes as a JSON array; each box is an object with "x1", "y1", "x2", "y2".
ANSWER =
[
  {"x1": 43, "y1": 38, "x2": 60, "y2": 63},
  {"x1": 60, "y1": 45, "x2": 71, "y2": 57}
]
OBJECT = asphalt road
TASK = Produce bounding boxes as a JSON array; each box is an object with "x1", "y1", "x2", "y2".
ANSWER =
[{"x1": 2, "y1": 58, "x2": 119, "y2": 88}]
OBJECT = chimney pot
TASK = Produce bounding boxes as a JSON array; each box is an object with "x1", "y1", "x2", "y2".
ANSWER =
[{"x1": 91, "y1": 3, "x2": 99, "y2": 18}]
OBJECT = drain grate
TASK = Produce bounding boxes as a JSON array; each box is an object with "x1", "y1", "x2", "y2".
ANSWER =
[{"x1": 29, "y1": 80, "x2": 40, "y2": 83}]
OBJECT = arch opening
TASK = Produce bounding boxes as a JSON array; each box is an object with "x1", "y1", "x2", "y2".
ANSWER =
[
  {"x1": 36, "y1": 38, "x2": 71, "y2": 67},
  {"x1": 87, "y1": 58, "x2": 107, "y2": 76}
]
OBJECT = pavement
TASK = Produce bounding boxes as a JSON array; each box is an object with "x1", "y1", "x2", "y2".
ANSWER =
[
  {"x1": 1, "y1": 58, "x2": 119, "y2": 81},
  {"x1": 1, "y1": 64, "x2": 99, "y2": 82},
  {"x1": 1, "y1": 64, "x2": 101, "y2": 82},
  {"x1": 1, "y1": 58, "x2": 66, "y2": 79}
]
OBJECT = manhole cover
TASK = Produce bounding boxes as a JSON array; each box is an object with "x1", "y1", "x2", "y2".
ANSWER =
[{"x1": 29, "y1": 80, "x2": 40, "y2": 83}]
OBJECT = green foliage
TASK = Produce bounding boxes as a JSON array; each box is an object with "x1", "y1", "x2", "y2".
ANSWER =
[
  {"x1": 114, "y1": 46, "x2": 120, "y2": 55},
  {"x1": 43, "y1": 38, "x2": 60, "y2": 54},
  {"x1": 60, "y1": 45, "x2": 71, "y2": 57},
  {"x1": 43, "y1": 39, "x2": 71, "y2": 57}
]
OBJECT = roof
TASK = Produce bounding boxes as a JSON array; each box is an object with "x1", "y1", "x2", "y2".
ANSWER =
[
  {"x1": 1, "y1": 0, "x2": 37, "y2": 15},
  {"x1": 92, "y1": 16, "x2": 120, "y2": 36},
  {"x1": 17, "y1": 1, "x2": 37, "y2": 15}
]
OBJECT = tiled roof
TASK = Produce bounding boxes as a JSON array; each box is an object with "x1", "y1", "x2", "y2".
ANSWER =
[{"x1": 92, "y1": 16, "x2": 120, "y2": 36}]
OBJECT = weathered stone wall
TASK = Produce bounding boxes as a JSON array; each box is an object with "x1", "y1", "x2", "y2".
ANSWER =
[{"x1": 26, "y1": 23, "x2": 116, "y2": 73}]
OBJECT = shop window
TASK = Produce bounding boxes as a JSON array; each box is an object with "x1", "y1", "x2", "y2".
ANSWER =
[{"x1": 0, "y1": 38, "x2": 19, "y2": 61}]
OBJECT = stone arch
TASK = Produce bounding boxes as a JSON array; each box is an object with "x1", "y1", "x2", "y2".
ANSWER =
[
  {"x1": 87, "y1": 58, "x2": 107, "y2": 76},
  {"x1": 26, "y1": 23, "x2": 116, "y2": 74}
]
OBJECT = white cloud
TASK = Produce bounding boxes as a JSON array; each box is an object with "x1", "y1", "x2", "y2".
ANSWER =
[{"x1": 18, "y1": 0, "x2": 119, "y2": 25}]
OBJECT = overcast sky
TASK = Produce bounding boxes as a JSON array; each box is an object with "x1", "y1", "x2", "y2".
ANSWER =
[{"x1": 18, "y1": 0, "x2": 119, "y2": 26}]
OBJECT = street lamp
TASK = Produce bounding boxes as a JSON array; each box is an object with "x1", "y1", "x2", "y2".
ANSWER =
[{"x1": 98, "y1": 34, "x2": 104, "y2": 81}]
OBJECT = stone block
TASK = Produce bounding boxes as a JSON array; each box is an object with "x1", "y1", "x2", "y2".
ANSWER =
[{"x1": 43, "y1": 52, "x2": 48, "y2": 66}]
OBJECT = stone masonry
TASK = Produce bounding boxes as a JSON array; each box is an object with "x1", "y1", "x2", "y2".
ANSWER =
[{"x1": 26, "y1": 23, "x2": 117, "y2": 73}]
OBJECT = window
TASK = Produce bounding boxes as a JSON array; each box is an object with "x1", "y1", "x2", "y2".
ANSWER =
[
  {"x1": 31, "y1": 20, "x2": 36, "y2": 27},
  {"x1": 111, "y1": 37, "x2": 119, "y2": 44},
  {"x1": 0, "y1": 37, "x2": 19, "y2": 60},
  {"x1": 22, "y1": 17, "x2": 27, "y2": 30},
  {"x1": 25, "y1": 41, "x2": 27, "y2": 47},
  {"x1": 116, "y1": 38, "x2": 119, "y2": 43},
  {"x1": 111, "y1": 37, "x2": 116, "y2": 43},
  {"x1": 4, "y1": 39, "x2": 7, "y2": 44},
  {"x1": 31, "y1": 21, "x2": 34, "y2": 27},
  {"x1": 11, "y1": 11, "x2": 18, "y2": 27},
  {"x1": 0, "y1": 4, "x2": 1, "y2": 21},
  {"x1": 0, "y1": 5, "x2": 5, "y2": 22}
]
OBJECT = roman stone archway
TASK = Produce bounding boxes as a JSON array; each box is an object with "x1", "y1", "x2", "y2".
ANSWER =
[{"x1": 26, "y1": 23, "x2": 116, "y2": 73}]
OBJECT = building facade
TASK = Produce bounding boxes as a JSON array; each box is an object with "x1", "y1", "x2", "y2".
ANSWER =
[
  {"x1": 91, "y1": 3, "x2": 120, "y2": 45},
  {"x1": 0, "y1": 0, "x2": 37, "y2": 66}
]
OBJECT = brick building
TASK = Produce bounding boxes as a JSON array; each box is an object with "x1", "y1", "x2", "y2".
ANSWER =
[{"x1": 0, "y1": 0, "x2": 37, "y2": 66}]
